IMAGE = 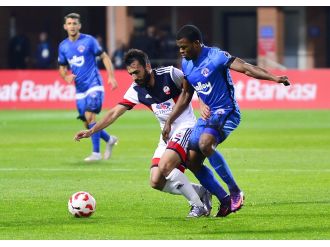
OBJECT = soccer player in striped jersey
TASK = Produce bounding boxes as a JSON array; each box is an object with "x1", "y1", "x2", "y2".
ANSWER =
[
  {"x1": 163, "y1": 24, "x2": 290, "y2": 216},
  {"x1": 74, "y1": 49, "x2": 231, "y2": 218},
  {"x1": 58, "y1": 13, "x2": 118, "y2": 162}
]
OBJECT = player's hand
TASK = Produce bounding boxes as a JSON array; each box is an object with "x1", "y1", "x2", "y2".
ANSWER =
[
  {"x1": 162, "y1": 121, "x2": 172, "y2": 142},
  {"x1": 200, "y1": 103, "x2": 210, "y2": 120},
  {"x1": 108, "y1": 77, "x2": 118, "y2": 91},
  {"x1": 74, "y1": 129, "x2": 92, "y2": 141},
  {"x1": 277, "y1": 76, "x2": 290, "y2": 86},
  {"x1": 64, "y1": 74, "x2": 76, "y2": 84}
]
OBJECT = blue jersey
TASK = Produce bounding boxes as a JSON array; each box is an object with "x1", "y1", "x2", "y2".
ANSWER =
[
  {"x1": 182, "y1": 46, "x2": 240, "y2": 113},
  {"x1": 58, "y1": 33, "x2": 104, "y2": 93}
]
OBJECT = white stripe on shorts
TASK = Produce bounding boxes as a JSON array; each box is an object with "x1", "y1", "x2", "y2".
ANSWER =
[{"x1": 76, "y1": 86, "x2": 104, "y2": 100}]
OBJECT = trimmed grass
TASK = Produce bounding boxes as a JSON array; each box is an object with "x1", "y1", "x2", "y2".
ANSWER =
[{"x1": 0, "y1": 110, "x2": 329, "y2": 239}]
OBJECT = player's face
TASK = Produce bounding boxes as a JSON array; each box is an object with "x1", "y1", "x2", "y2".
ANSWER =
[
  {"x1": 64, "y1": 18, "x2": 81, "y2": 38},
  {"x1": 176, "y1": 38, "x2": 200, "y2": 60},
  {"x1": 127, "y1": 60, "x2": 151, "y2": 87}
]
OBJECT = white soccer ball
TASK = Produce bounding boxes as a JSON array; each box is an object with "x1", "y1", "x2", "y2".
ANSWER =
[{"x1": 68, "y1": 191, "x2": 96, "y2": 217}]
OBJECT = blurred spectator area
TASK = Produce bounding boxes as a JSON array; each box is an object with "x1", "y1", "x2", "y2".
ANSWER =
[{"x1": 1, "y1": 6, "x2": 330, "y2": 69}]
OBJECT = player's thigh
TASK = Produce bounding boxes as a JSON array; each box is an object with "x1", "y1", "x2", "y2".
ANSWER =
[
  {"x1": 188, "y1": 118, "x2": 206, "y2": 153},
  {"x1": 158, "y1": 149, "x2": 182, "y2": 174},
  {"x1": 203, "y1": 109, "x2": 241, "y2": 145},
  {"x1": 85, "y1": 91, "x2": 104, "y2": 113}
]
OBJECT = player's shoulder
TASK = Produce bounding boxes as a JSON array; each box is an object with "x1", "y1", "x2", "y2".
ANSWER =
[
  {"x1": 59, "y1": 38, "x2": 69, "y2": 47},
  {"x1": 207, "y1": 46, "x2": 222, "y2": 56},
  {"x1": 207, "y1": 46, "x2": 231, "y2": 59},
  {"x1": 154, "y1": 66, "x2": 173, "y2": 75},
  {"x1": 80, "y1": 33, "x2": 92, "y2": 39},
  {"x1": 58, "y1": 38, "x2": 70, "y2": 52}
]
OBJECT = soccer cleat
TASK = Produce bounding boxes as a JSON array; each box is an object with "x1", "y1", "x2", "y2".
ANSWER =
[
  {"x1": 200, "y1": 189, "x2": 212, "y2": 216},
  {"x1": 187, "y1": 205, "x2": 208, "y2": 218},
  {"x1": 230, "y1": 191, "x2": 244, "y2": 212},
  {"x1": 215, "y1": 196, "x2": 231, "y2": 217},
  {"x1": 84, "y1": 152, "x2": 102, "y2": 162},
  {"x1": 104, "y1": 136, "x2": 118, "y2": 160}
]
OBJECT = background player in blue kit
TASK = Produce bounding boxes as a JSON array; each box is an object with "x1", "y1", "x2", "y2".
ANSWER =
[
  {"x1": 163, "y1": 24, "x2": 290, "y2": 215},
  {"x1": 58, "y1": 13, "x2": 118, "y2": 162}
]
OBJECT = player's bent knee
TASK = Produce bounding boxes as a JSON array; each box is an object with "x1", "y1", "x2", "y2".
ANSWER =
[
  {"x1": 149, "y1": 178, "x2": 164, "y2": 191},
  {"x1": 199, "y1": 141, "x2": 213, "y2": 157}
]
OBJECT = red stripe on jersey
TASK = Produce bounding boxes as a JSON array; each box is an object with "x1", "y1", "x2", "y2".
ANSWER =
[
  {"x1": 167, "y1": 141, "x2": 187, "y2": 162},
  {"x1": 119, "y1": 99, "x2": 136, "y2": 109}
]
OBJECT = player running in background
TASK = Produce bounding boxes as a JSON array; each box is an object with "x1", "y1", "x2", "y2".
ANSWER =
[
  {"x1": 58, "y1": 13, "x2": 118, "y2": 162},
  {"x1": 74, "y1": 49, "x2": 230, "y2": 218},
  {"x1": 163, "y1": 24, "x2": 291, "y2": 215}
]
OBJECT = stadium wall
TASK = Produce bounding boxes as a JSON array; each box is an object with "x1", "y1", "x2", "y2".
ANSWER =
[{"x1": 0, "y1": 70, "x2": 329, "y2": 110}]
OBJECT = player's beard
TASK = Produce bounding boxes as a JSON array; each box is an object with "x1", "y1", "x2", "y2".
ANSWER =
[{"x1": 135, "y1": 71, "x2": 151, "y2": 87}]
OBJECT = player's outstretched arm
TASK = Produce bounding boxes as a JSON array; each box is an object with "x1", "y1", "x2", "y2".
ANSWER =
[
  {"x1": 74, "y1": 104, "x2": 128, "y2": 141},
  {"x1": 162, "y1": 79, "x2": 194, "y2": 141},
  {"x1": 100, "y1": 52, "x2": 118, "y2": 90},
  {"x1": 229, "y1": 57, "x2": 290, "y2": 86}
]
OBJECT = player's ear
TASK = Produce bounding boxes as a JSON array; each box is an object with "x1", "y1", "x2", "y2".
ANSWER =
[
  {"x1": 63, "y1": 24, "x2": 67, "y2": 31},
  {"x1": 146, "y1": 63, "x2": 151, "y2": 71}
]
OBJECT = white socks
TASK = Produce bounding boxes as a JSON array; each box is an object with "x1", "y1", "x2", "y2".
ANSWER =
[
  {"x1": 164, "y1": 168, "x2": 203, "y2": 207},
  {"x1": 162, "y1": 181, "x2": 205, "y2": 198}
]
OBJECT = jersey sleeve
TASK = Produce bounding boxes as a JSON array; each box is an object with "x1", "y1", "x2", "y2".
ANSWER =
[
  {"x1": 118, "y1": 84, "x2": 140, "y2": 110},
  {"x1": 170, "y1": 66, "x2": 184, "y2": 89},
  {"x1": 57, "y1": 44, "x2": 68, "y2": 66},
  {"x1": 212, "y1": 48, "x2": 236, "y2": 69},
  {"x1": 90, "y1": 36, "x2": 104, "y2": 56}
]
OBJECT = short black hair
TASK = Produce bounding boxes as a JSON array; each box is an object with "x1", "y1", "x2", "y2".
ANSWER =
[
  {"x1": 124, "y1": 49, "x2": 150, "y2": 67},
  {"x1": 64, "y1": 13, "x2": 81, "y2": 23},
  {"x1": 176, "y1": 24, "x2": 203, "y2": 43}
]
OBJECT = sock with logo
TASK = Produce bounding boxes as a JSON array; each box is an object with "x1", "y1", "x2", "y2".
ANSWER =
[
  {"x1": 208, "y1": 150, "x2": 240, "y2": 193},
  {"x1": 162, "y1": 181, "x2": 204, "y2": 198},
  {"x1": 165, "y1": 168, "x2": 203, "y2": 206},
  {"x1": 194, "y1": 164, "x2": 228, "y2": 202},
  {"x1": 88, "y1": 122, "x2": 101, "y2": 153}
]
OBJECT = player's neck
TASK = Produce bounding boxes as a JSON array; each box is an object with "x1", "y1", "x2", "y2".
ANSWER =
[
  {"x1": 68, "y1": 32, "x2": 80, "y2": 41},
  {"x1": 193, "y1": 45, "x2": 203, "y2": 60}
]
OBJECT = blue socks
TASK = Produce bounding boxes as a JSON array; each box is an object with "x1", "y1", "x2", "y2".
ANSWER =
[
  {"x1": 194, "y1": 164, "x2": 228, "y2": 202},
  {"x1": 208, "y1": 150, "x2": 240, "y2": 193},
  {"x1": 100, "y1": 130, "x2": 110, "y2": 143},
  {"x1": 88, "y1": 123, "x2": 101, "y2": 153},
  {"x1": 88, "y1": 122, "x2": 112, "y2": 153}
]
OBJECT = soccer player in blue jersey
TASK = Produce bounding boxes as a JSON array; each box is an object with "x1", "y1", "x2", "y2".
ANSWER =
[
  {"x1": 163, "y1": 24, "x2": 290, "y2": 216},
  {"x1": 74, "y1": 49, "x2": 214, "y2": 217},
  {"x1": 58, "y1": 13, "x2": 118, "y2": 162}
]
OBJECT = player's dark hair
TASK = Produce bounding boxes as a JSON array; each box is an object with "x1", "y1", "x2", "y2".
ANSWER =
[
  {"x1": 124, "y1": 49, "x2": 150, "y2": 68},
  {"x1": 64, "y1": 13, "x2": 81, "y2": 23},
  {"x1": 176, "y1": 24, "x2": 203, "y2": 43}
]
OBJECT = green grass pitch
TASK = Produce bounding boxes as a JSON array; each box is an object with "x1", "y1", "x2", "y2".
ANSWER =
[{"x1": 0, "y1": 109, "x2": 329, "y2": 240}]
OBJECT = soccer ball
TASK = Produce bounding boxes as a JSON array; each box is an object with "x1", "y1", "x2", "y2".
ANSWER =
[{"x1": 68, "y1": 191, "x2": 96, "y2": 217}]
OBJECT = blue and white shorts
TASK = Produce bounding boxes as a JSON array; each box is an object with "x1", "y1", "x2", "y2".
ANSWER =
[
  {"x1": 188, "y1": 108, "x2": 241, "y2": 152},
  {"x1": 76, "y1": 90, "x2": 104, "y2": 121}
]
